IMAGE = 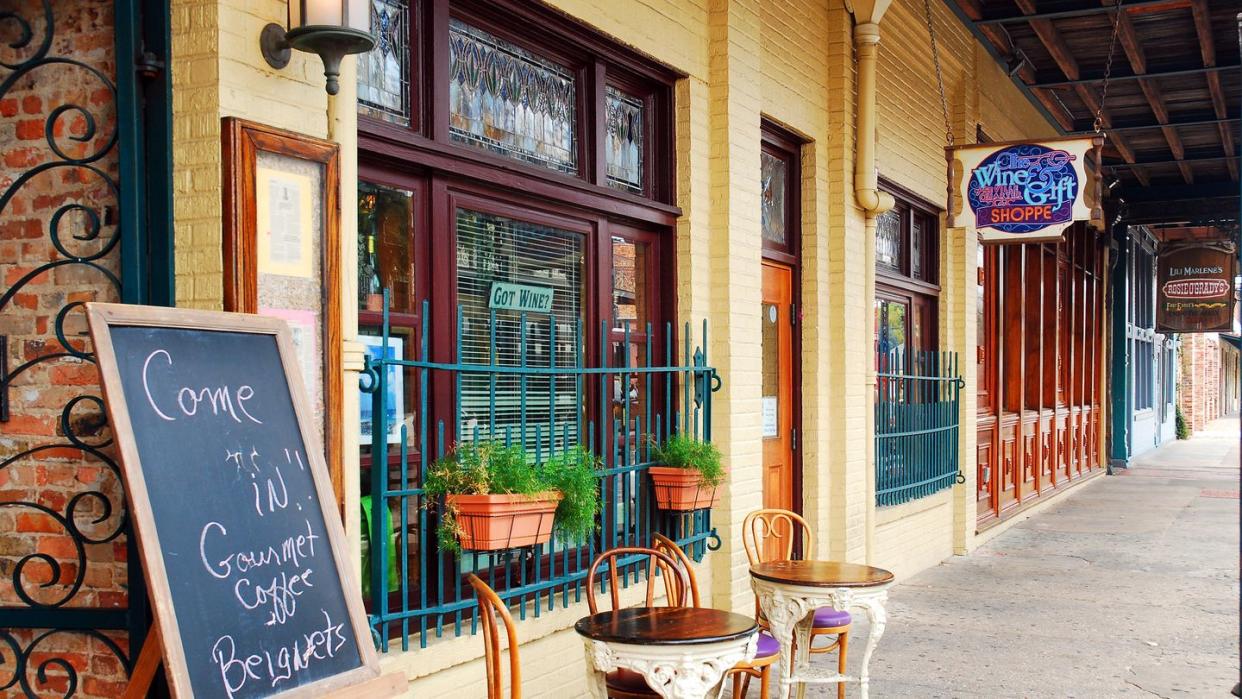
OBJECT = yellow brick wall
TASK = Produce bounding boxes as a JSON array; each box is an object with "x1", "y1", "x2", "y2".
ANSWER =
[
  {"x1": 171, "y1": 0, "x2": 331, "y2": 310},
  {"x1": 873, "y1": 490, "x2": 954, "y2": 581},
  {"x1": 169, "y1": 0, "x2": 1068, "y2": 695}
]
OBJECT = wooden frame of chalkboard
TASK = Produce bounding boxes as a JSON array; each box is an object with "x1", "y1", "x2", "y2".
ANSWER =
[{"x1": 87, "y1": 303, "x2": 395, "y2": 698}]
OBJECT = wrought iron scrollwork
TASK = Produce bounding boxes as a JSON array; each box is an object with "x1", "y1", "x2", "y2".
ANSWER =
[
  {"x1": 0, "y1": 3, "x2": 133, "y2": 693},
  {"x1": 0, "y1": 628, "x2": 130, "y2": 698}
]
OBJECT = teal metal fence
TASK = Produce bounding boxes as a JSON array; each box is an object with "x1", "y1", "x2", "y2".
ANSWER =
[
  {"x1": 361, "y1": 295, "x2": 720, "y2": 650},
  {"x1": 875, "y1": 350, "x2": 963, "y2": 507}
]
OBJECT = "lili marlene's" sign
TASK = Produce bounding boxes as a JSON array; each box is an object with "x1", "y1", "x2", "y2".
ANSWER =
[
  {"x1": 1156, "y1": 243, "x2": 1238, "y2": 334},
  {"x1": 948, "y1": 136, "x2": 1103, "y2": 244}
]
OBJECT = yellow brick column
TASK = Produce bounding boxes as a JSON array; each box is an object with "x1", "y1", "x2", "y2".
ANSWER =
[
  {"x1": 171, "y1": 0, "x2": 224, "y2": 309},
  {"x1": 703, "y1": 0, "x2": 765, "y2": 614},
  {"x1": 943, "y1": 225, "x2": 978, "y2": 554},
  {"x1": 821, "y1": 2, "x2": 868, "y2": 562}
]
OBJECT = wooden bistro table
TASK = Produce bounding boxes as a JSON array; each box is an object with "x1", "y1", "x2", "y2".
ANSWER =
[
  {"x1": 575, "y1": 607, "x2": 759, "y2": 699},
  {"x1": 749, "y1": 560, "x2": 895, "y2": 699}
]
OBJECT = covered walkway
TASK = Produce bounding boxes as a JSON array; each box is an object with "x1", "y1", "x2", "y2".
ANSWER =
[{"x1": 795, "y1": 416, "x2": 1239, "y2": 697}]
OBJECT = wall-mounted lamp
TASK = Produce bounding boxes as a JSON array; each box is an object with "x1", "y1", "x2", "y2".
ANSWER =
[{"x1": 261, "y1": 0, "x2": 376, "y2": 95}]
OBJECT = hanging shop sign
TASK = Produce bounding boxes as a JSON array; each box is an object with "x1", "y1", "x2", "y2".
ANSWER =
[
  {"x1": 489, "y1": 281, "x2": 555, "y2": 313},
  {"x1": 947, "y1": 136, "x2": 1104, "y2": 244},
  {"x1": 1156, "y1": 242, "x2": 1238, "y2": 334}
]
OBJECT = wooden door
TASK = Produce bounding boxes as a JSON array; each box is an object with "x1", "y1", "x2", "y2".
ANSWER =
[{"x1": 761, "y1": 263, "x2": 795, "y2": 514}]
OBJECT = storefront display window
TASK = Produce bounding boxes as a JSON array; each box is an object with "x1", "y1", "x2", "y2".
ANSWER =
[
  {"x1": 358, "y1": 182, "x2": 414, "y2": 314},
  {"x1": 605, "y1": 86, "x2": 644, "y2": 194},
  {"x1": 448, "y1": 19, "x2": 578, "y2": 175},
  {"x1": 874, "y1": 184, "x2": 940, "y2": 362},
  {"x1": 456, "y1": 208, "x2": 584, "y2": 452},
  {"x1": 610, "y1": 236, "x2": 650, "y2": 422},
  {"x1": 359, "y1": 0, "x2": 412, "y2": 126}
]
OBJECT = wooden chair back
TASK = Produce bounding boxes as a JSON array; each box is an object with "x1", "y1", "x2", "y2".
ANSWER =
[
  {"x1": 586, "y1": 546, "x2": 690, "y2": 614},
  {"x1": 742, "y1": 508, "x2": 813, "y2": 565},
  {"x1": 466, "y1": 573, "x2": 522, "y2": 699},
  {"x1": 651, "y1": 533, "x2": 701, "y2": 608}
]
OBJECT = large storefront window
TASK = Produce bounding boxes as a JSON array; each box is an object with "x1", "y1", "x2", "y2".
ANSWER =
[
  {"x1": 874, "y1": 185, "x2": 940, "y2": 364},
  {"x1": 456, "y1": 208, "x2": 584, "y2": 451},
  {"x1": 354, "y1": 0, "x2": 686, "y2": 646}
]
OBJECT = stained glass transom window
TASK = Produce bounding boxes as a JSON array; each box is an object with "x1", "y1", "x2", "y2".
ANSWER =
[
  {"x1": 448, "y1": 19, "x2": 578, "y2": 175},
  {"x1": 875, "y1": 207, "x2": 903, "y2": 272},
  {"x1": 606, "y1": 87, "x2": 643, "y2": 194},
  {"x1": 761, "y1": 151, "x2": 787, "y2": 245},
  {"x1": 358, "y1": 0, "x2": 410, "y2": 126}
]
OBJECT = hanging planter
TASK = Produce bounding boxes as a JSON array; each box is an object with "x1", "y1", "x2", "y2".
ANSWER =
[
  {"x1": 426, "y1": 441, "x2": 600, "y2": 553},
  {"x1": 445, "y1": 492, "x2": 562, "y2": 550},
  {"x1": 648, "y1": 434, "x2": 725, "y2": 512}
]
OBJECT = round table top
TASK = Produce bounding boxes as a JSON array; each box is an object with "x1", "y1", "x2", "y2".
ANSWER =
[
  {"x1": 749, "y1": 560, "x2": 895, "y2": 588},
  {"x1": 575, "y1": 607, "x2": 758, "y2": 646}
]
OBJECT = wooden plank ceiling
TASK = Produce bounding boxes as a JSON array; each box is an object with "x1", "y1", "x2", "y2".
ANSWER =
[{"x1": 950, "y1": 0, "x2": 1240, "y2": 229}]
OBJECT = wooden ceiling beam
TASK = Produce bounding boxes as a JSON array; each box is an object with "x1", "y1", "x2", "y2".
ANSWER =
[
  {"x1": 1110, "y1": 2, "x2": 1147, "y2": 75},
  {"x1": 1190, "y1": 0, "x2": 1238, "y2": 181},
  {"x1": 1011, "y1": 0, "x2": 1148, "y2": 184},
  {"x1": 1190, "y1": 0, "x2": 1215, "y2": 67},
  {"x1": 975, "y1": 0, "x2": 1189, "y2": 24},
  {"x1": 950, "y1": 0, "x2": 1076, "y2": 131},
  {"x1": 1103, "y1": 0, "x2": 1192, "y2": 184}
]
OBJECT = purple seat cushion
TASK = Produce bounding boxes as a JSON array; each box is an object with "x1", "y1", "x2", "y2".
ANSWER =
[
  {"x1": 813, "y1": 607, "x2": 851, "y2": 628},
  {"x1": 755, "y1": 631, "x2": 780, "y2": 658}
]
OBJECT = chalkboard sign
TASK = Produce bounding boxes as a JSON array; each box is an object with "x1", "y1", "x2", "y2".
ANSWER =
[{"x1": 88, "y1": 304, "x2": 394, "y2": 698}]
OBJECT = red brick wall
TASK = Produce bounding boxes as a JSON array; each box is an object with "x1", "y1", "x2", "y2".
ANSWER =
[
  {"x1": 1178, "y1": 333, "x2": 1233, "y2": 433},
  {"x1": 1, "y1": 1, "x2": 132, "y2": 696}
]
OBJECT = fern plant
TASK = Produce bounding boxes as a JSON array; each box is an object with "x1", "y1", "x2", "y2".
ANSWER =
[
  {"x1": 650, "y1": 433, "x2": 725, "y2": 486},
  {"x1": 425, "y1": 440, "x2": 601, "y2": 553}
]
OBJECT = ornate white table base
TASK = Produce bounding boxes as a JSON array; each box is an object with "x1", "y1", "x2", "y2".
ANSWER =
[
  {"x1": 582, "y1": 634, "x2": 758, "y2": 699},
  {"x1": 750, "y1": 578, "x2": 890, "y2": 699}
]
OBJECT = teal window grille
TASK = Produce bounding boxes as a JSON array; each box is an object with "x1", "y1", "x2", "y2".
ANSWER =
[
  {"x1": 875, "y1": 350, "x2": 963, "y2": 506},
  {"x1": 361, "y1": 296, "x2": 720, "y2": 650}
]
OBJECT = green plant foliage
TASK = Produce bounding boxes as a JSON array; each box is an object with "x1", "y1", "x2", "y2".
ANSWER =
[
  {"x1": 425, "y1": 440, "x2": 601, "y2": 553},
  {"x1": 650, "y1": 433, "x2": 724, "y2": 487},
  {"x1": 1175, "y1": 404, "x2": 1190, "y2": 440},
  {"x1": 540, "y1": 446, "x2": 602, "y2": 544}
]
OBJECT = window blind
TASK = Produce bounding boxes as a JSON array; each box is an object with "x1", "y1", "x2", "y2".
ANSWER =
[{"x1": 455, "y1": 208, "x2": 583, "y2": 454}]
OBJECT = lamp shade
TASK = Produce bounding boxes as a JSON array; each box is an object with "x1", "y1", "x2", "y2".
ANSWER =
[{"x1": 290, "y1": 0, "x2": 369, "y2": 31}]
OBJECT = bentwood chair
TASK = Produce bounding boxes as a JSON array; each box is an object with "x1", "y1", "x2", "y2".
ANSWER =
[
  {"x1": 652, "y1": 533, "x2": 779, "y2": 699},
  {"x1": 742, "y1": 509, "x2": 850, "y2": 699},
  {"x1": 586, "y1": 547, "x2": 691, "y2": 699},
  {"x1": 466, "y1": 574, "x2": 522, "y2": 699}
]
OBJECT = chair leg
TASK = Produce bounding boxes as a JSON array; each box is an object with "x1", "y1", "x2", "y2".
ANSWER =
[
  {"x1": 732, "y1": 672, "x2": 744, "y2": 699},
  {"x1": 837, "y1": 631, "x2": 849, "y2": 699},
  {"x1": 759, "y1": 666, "x2": 770, "y2": 699}
]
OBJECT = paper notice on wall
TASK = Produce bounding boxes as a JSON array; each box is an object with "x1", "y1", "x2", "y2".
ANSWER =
[
  {"x1": 762, "y1": 396, "x2": 778, "y2": 438},
  {"x1": 256, "y1": 166, "x2": 314, "y2": 278}
]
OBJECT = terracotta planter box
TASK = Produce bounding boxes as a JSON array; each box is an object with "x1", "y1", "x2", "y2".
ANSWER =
[
  {"x1": 648, "y1": 466, "x2": 720, "y2": 511},
  {"x1": 445, "y1": 492, "x2": 562, "y2": 551}
]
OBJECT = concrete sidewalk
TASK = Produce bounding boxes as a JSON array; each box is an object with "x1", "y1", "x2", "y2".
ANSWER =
[{"x1": 793, "y1": 416, "x2": 1239, "y2": 698}]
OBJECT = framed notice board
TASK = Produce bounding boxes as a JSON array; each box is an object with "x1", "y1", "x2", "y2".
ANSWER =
[
  {"x1": 222, "y1": 117, "x2": 344, "y2": 506},
  {"x1": 87, "y1": 304, "x2": 400, "y2": 698}
]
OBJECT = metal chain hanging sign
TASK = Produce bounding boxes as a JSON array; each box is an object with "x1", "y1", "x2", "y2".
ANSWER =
[
  {"x1": 1156, "y1": 240, "x2": 1239, "y2": 333},
  {"x1": 947, "y1": 136, "x2": 1105, "y2": 244}
]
